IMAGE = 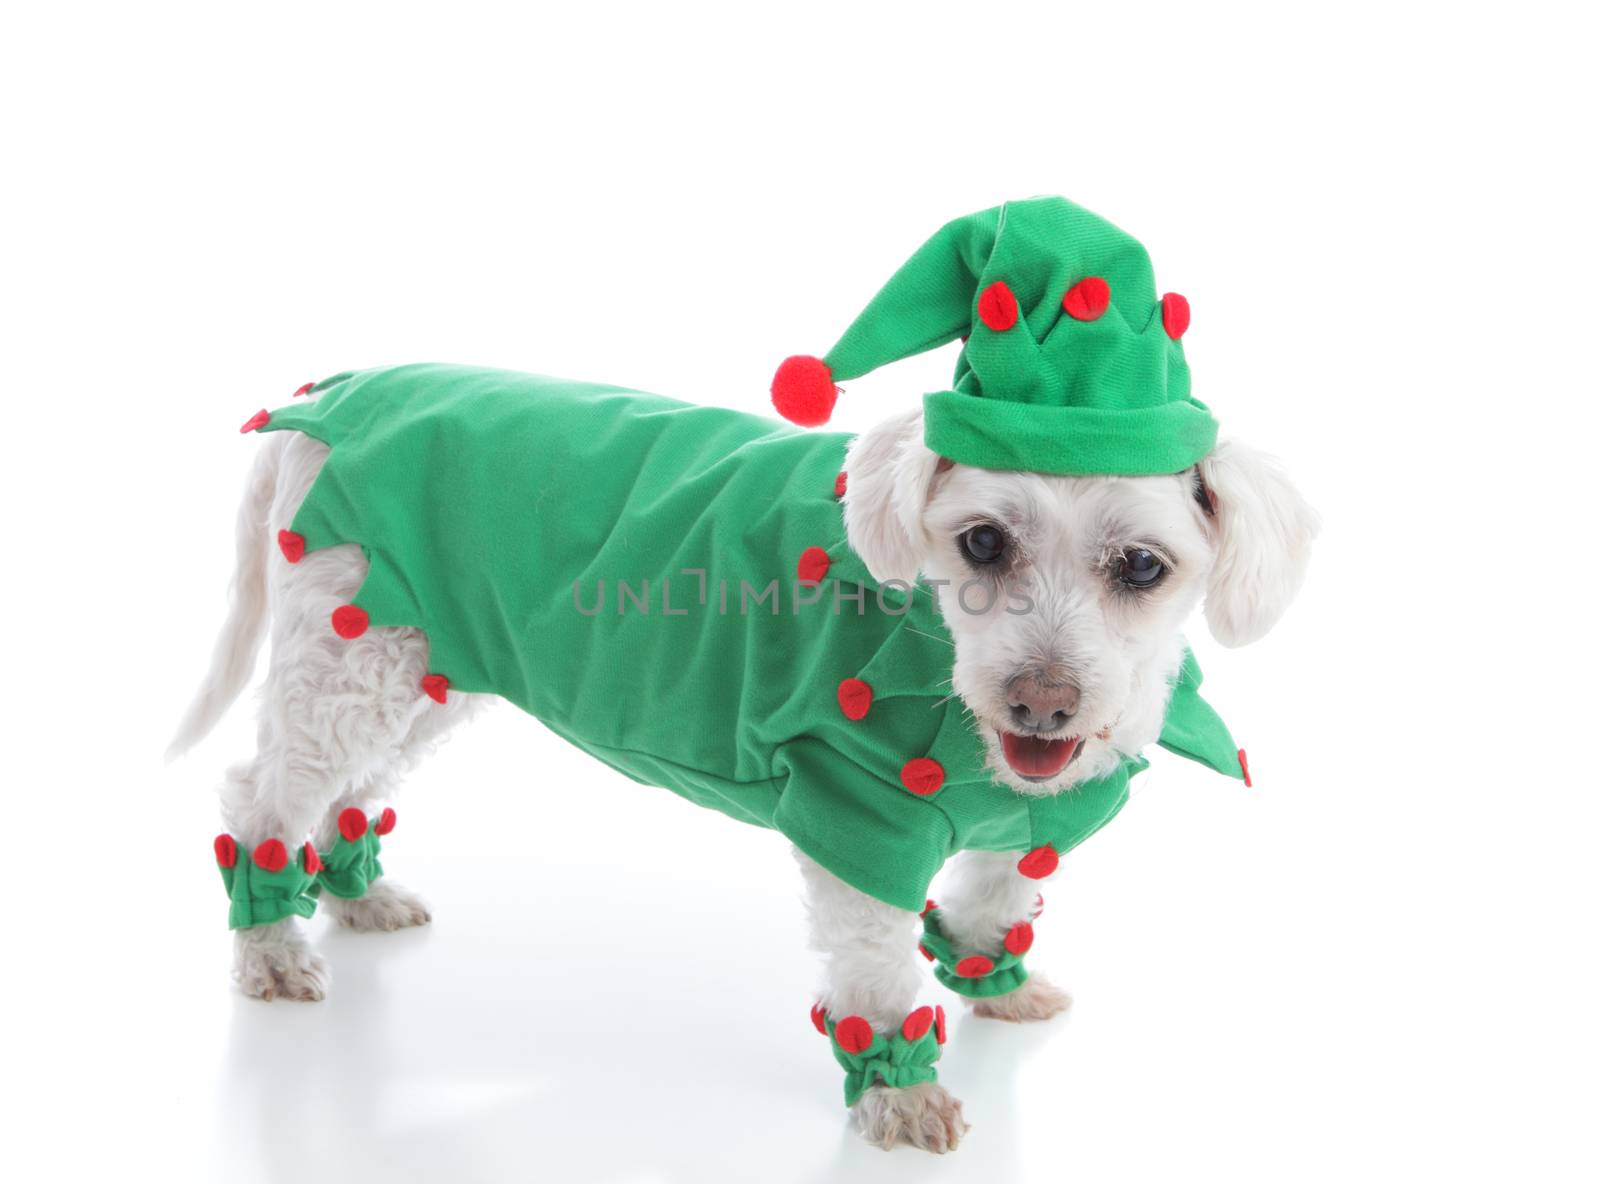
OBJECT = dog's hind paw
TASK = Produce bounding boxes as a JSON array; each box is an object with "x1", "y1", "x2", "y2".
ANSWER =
[
  {"x1": 967, "y1": 971, "x2": 1072, "y2": 1023},
  {"x1": 854, "y1": 1081, "x2": 969, "y2": 1153},
  {"x1": 324, "y1": 879, "x2": 432, "y2": 932},
  {"x1": 233, "y1": 925, "x2": 330, "y2": 1002}
]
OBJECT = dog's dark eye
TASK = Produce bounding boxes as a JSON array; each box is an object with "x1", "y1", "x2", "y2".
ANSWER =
[
  {"x1": 1118, "y1": 548, "x2": 1165, "y2": 588},
  {"x1": 961, "y1": 524, "x2": 1007, "y2": 565}
]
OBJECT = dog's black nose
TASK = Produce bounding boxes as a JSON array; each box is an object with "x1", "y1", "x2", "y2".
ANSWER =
[{"x1": 1006, "y1": 676, "x2": 1080, "y2": 733}]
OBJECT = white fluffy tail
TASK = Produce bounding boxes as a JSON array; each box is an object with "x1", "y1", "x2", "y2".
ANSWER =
[{"x1": 166, "y1": 443, "x2": 280, "y2": 759}]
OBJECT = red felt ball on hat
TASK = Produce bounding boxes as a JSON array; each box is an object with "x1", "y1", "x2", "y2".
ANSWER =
[
  {"x1": 977, "y1": 281, "x2": 1019, "y2": 331},
  {"x1": 797, "y1": 546, "x2": 830, "y2": 585},
  {"x1": 1004, "y1": 921, "x2": 1034, "y2": 956},
  {"x1": 292, "y1": 382, "x2": 314, "y2": 398},
  {"x1": 833, "y1": 471, "x2": 848, "y2": 498},
  {"x1": 239, "y1": 409, "x2": 270, "y2": 434},
  {"x1": 899, "y1": 757, "x2": 944, "y2": 796},
  {"x1": 277, "y1": 530, "x2": 305, "y2": 564},
  {"x1": 1162, "y1": 292, "x2": 1190, "y2": 340},
  {"x1": 1017, "y1": 845, "x2": 1059, "y2": 879},
  {"x1": 375, "y1": 807, "x2": 397, "y2": 836},
  {"x1": 337, "y1": 808, "x2": 368, "y2": 843},
  {"x1": 1238, "y1": 748, "x2": 1252, "y2": 787},
  {"x1": 935, "y1": 1004, "x2": 947, "y2": 1044},
  {"x1": 1062, "y1": 276, "x2": 1111, "y2": 321},
  {"x1": 837, "y1": 678, "x2": 873, "y2": 721},
  {"x1": 902, "y1": 1006, "x2": 934, "y2": 1042},
  {"x1": 956, "y1": 955, "x2": 994, "y2": 978},
  {"x1": 331, "y1": 604, "x2": 369, "y2": 639},
  {"x1": 811, "y1": 1002, "x2": 828, "y2": 1035},
  {"x1": 918, "y1": 943, "x2": 935, "y2": 962},
  {"x1": 771, "y1": 355, "x2": 838, "y2": 427},
  {"x1": 252, "y1": 838, "x2": 288, "y2": 873},
  {"x1": 302, "y1": 842, "x2": 323, "y2": 874},
  {"x1": 213, "y1": 834, "x2": 237, "y2": 868},
  {"x1": 833, "y1": 1015, "x2": 874, "y2": 1054},
  {"x1": 421, "y1": 674, "x2": 450, "y2": 704}
]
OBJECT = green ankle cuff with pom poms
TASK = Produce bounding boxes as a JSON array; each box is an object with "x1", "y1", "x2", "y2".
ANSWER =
[
  {"x1": 213, "y1": 807, "x2": 398, "y2": 928},
  {"x1": 810, "y1": 1002, "x2": 946, "y2": 1107},
  {"x1": 309, "y1": 807, "x2": 394, "y2": 900},
  {"x1": 918, "y1": 905, "x2": 1033, "y2": 999}
]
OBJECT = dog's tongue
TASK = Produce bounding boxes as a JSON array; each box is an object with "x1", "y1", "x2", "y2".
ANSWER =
[{"x1": 1000, "y1": 732, "x2": 1080, "y2": 778}]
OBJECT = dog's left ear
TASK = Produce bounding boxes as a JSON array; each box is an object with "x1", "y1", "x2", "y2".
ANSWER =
[
  {"x1": 1196, "y1": 439, "x2": 1321, "y2": 647},
  {"x1": 842, "y1": 409, "x2": 949, "y2": 584}
]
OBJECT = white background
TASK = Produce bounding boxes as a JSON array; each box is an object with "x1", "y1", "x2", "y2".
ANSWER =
[{"x1": 3, "y1": 2, "x2": 1597, "y2": 1181}]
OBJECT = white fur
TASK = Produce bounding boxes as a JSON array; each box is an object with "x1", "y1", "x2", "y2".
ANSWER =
[{"x1": 176, "y1": 400, "x2": 1314, "y2": 1148}]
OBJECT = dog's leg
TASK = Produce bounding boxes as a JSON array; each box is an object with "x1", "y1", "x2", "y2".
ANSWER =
[
  {"x1": 937, "y1": 849, "x2": 1071, "y2": 1022},
  {"x1": 795, "y1": 851, "x2": 968, "y2": 1153}
]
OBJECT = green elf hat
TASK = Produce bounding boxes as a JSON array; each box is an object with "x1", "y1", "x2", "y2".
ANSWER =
[{"x1": 770, "y1": 196, "x2": 1216, "y2": 476}]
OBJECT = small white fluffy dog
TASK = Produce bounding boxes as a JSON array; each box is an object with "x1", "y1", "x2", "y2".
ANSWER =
[{"x1": 174, "y1": 404, "x2": 1316, "y2": 1152}]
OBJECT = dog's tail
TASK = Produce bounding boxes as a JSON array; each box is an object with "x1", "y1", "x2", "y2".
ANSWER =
[{"x1": 166, "y1": 442, "x2": 279, "y2": 760}]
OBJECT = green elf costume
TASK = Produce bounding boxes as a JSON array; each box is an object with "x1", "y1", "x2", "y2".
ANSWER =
[{"x1": 218, "y1": 196, "x2": 1248, "y2": 1106}]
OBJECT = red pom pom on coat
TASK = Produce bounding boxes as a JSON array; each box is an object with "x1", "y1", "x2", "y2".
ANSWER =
[
  {"x1": 899, "y1": 758, "x2": 944, "y2": 796},
  {"x1": 1162, "y1": 292, "x2": 1190, "y2": 339},
  {"x1": 1062, "y1": 276, "x2": 1111, "y2": 321},
  {"x1": 977, "y1": 281, "x2": 1019, "y2": 331},
  {"x1": 1017, "y1": 845, "x2": 1059, "y2": 879},
  {"x1": 771, "y1": 355, "x2": 838, "y2": 427}
]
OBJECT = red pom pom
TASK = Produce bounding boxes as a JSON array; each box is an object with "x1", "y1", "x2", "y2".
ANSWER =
[
  {"x1": 421, "y1": 674, "x2": 450, "y2": 704},
  {"x1": 1062, "y1": 276, "x2": 1111, "y2": 321},
  {"x1": 921, "y1": 899, "x2": 936, "y2": 917},
  {"x1": 1238, "y1": 748, "x2": 1252, "y2": 787},
  {"x1": 239, "y1": 409, "x2": 270, "y2": 434},
  {"x1": 213, "y1": 834, "x2": 237, "y2": 868},
  {"x1": 375, "y1": 807, "x2": 397, "y2": 836},
  {"x1": 1004, "y1": 922, "x2": 1034, "y2": 956},
  {"x1": 833, "y1": 471, "x2": 848, "y2": 498},
  {"x1": 292, "y1": 382, "x2": 314, "y2": 398},
  {"x1": 902, "y1": 1006, "x2": 934, "y2": 1042},
  {"x1": 797, "y1": 546, "x2": 830, "y2": 585},
  {"x1": 331, "y1": 605, "x2": 369, "y2": 639},
  {"x1": 277, "y1": 530, "x2": 305, "y2": 563},
  {"x1": 771, "y1": 355, "x2": 838, "y2": 427},
  {"x1": 935, "y1": 1004, "x2": 947, "y2": 1044},
  {"x1": 811, "y1": 1002, "x2": 828, "y2": 1035},
  {"x1": 918, "y1": 943, "x2": 935, "y2": 962},
  {"x1": 1162, "y1": 292, "x2": 1190, "y2": 340},
  {"x1": 899, "y1": 757, "x2": 944, "y2": 796},
  {"x1": 836, "y1": 678, "x2": 873, "y2": 721},
  {"x1": 1017, "y1": 845, "x2": 1059, "y2": 880},
  {"x1": 337, "y1": 808, "x2": 368, "y2": 843},
  {"x1": 955, "y1": 955, "x2": 994, "y2": 978},
  {"x1": 252, "y1": 838, "x2": 288, "y2": 873},
  {"x1": 302, "y1": 842, "x2": 323, "y2": 874},
  {"x1": 833, "y1": 1015, "x2": 874, "y2": 1054},
  {"x1": 977, "y1": 281, "x2": 1019, "y2": 331}
]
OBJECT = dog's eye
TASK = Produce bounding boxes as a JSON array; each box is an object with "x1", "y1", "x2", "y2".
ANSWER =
[
  {"x1": 1117, "y1": 548, "x2": 1165, "y2": 588},
  {"x1": 960, "y1": 524, "x2": 1007, "y2": 565}
]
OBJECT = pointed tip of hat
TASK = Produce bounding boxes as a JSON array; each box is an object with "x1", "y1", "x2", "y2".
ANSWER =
[{"x1": 771, "y1": 355, "x2": 838, "y2": 427}]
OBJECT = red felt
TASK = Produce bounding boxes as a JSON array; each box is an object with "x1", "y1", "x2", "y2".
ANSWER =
[
  {"x1": 252, "y1": 838, "x2": 288, "y2": 873},
  {"x1": 1062, "y1": 276, "x2": 1111, "y2": 321},
  {"x1": 1004, "y1": 921, "x2": 1034, "y2": 956},
  {"x1": 918, "y1": 943, "x2": 935, "y2": 962},
  {"x1": 771, "y1": 355, "x2": 838, "y2": 427},
  {"x1": 331, "y1": 604, "x2": 369, "y2": 639},
  {"x1": 833, "y1": 471, "x2": 848, "y2": 498},
  {"x1": 1238, "y1": 748, "x2": 1252, "y2": 787},
  {"x1": 977, "y1": 281, "x2": 1019, "y2": 331},
  {"x1": 1162, "y1": 292, "x2": 1190, "y2": 339},
  {"x1": 811, "y1": 1002, "x2": 828, "y2": 1035},
  {"x1": 902, "y1": 1006, "x2": 934, "y2": 1042},
  {"x1": 833, "y1": 1015, "x2": 874, "y2": 1055},
  {"x1": 421, "y1": 674, "x2": 450, "y2": 704},
  {"x1": 955, "y1": 955, "x2": 994, "y2": 978},
  {"x1": 302, "y1": 842, "x2": 323, "y2": 874},
  {"x1": 899, "y1": 757, "x2": 944, "y2": 796},
  {"x1": 796, "y1": 546, "x2": 830, "y2": 585},
  {"x1": 239, "y1": 409, "x2": 270, "y2": 434},
  {"x1": 921, "y1": 899, "x2": 936, "y2": 917},
  {"x1": 292, "y1": 382, "x2": 314, "y2": 398},
  {"x1": 935, "y1": 1004, "x2": 947, "y2": 1045},
  {"x1": 375, "y1": 807, "x2": 397, "y2": 836},
  {"x1": 836, "y1": 677, "x2": 873, "y2": 721},
  {"x1": 277, "y1": 530, "x2": 305, "y2": 564},
  {"x1": 338, "y1": 808, "x2": 368, "y2": 843},
  {"x1": 213, "y1": 834, "x2": 237, "y2": 868},
  {"x1": 1016, "y1": 845, "x2": 1059, "y2": 879}
]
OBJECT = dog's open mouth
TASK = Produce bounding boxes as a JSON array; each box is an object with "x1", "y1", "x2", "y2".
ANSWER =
[{"x1": 998, "y1": 731, "x2": 1083, "y2": 780}]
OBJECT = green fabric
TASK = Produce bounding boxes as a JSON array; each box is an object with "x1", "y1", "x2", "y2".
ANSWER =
[
  {"x1": 918, "y1": 908, "x2": 1030, "y2": 999},
  {"x1": 219, "y1": 847, "x2": 319, "y2": 930},
  {"x1": 256, "y1": 365, "x2": 1240, "y2": 914},
  {"x1": 308, "y1": 827, "x2": 384, "y2": 901},
  {"x1": 819, "y1": 196, "x2": 1214, "y2": 476},
  {"x1": 823, "y1": 1013, "x2": 943, "y2": 1107}
]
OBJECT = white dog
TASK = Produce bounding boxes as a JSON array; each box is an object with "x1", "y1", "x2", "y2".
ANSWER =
[{"x1": 173, "y1": 397, "x2": 1315, "y2": 1152}]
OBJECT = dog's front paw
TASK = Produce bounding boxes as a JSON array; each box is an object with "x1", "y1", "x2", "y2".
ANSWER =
[
  {"x1": 323, "y1": 879, "x2": 432, "y2": 932},
  {"x1": 967, "y1": 971, "x2": 1072, "y2": 1022},
  {"x1": 854, "y1": 1081, "x2": 969, "y2": 1153},
  {"x1": 233, "y1": 924, "x2": 330, "y2": 1002}
]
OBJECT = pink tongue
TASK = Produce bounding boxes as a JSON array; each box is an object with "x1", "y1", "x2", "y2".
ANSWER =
[{"x1": 1001, "y1": 732, "x2": 1079, "y2": 777}]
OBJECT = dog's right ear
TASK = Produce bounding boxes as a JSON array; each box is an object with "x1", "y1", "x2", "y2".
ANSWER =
[{"x1": 842, "y1": 409, "x2": 948, "y2": 584}]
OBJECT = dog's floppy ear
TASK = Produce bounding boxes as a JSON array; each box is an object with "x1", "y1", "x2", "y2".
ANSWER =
[
  {"x1": 1196, "y1": 439, "x2": 1320, "y2": 647},
  {"x1": 842, "y1": 409, "x2": 948, "y2": 584}
]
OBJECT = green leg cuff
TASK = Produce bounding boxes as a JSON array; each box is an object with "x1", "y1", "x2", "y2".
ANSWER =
[
  {"x1": 309, "y1": 808, "x2": 392, "y2": 900},
  {"x1": 918, "y1": 906, "x2": 1034, "y2": 999},
  {"x1": 213, "y1": 807, "x2": 397, "y2": 928},
  {"x1": 810, "y1": 1002, "x2": 946, "y2": 1108}
]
